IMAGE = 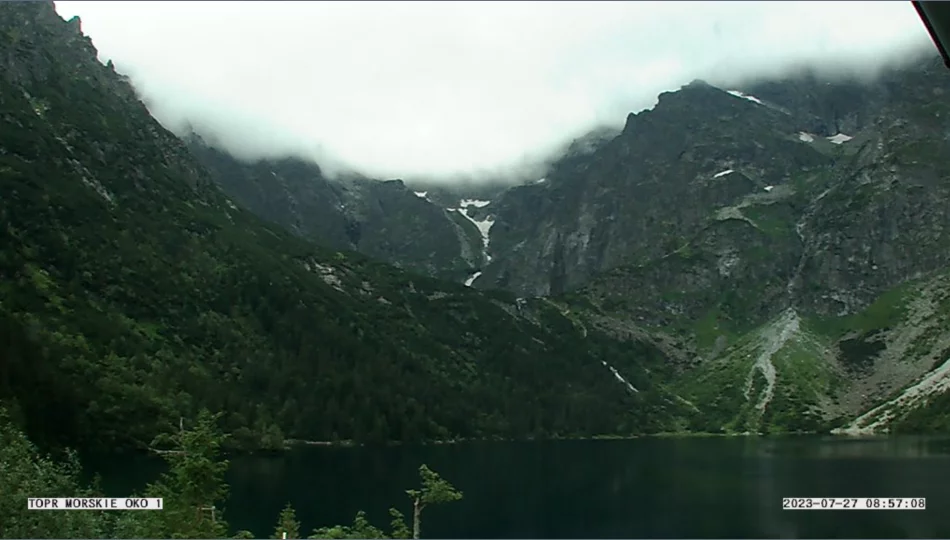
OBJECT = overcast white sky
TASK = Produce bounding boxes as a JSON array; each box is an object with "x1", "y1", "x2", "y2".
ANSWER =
[{"x1": 55, "y1": 1, "x2": 934, "y2": 182}]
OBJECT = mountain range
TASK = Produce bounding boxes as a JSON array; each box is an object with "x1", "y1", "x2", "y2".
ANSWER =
[{"x1": 2, "y1": 2, "x2": 950, "y2": 454}]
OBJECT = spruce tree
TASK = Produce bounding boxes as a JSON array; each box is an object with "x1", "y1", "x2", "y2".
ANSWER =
[{"x1": 272, "y1": 503, "x2": 301, "y2": 539}]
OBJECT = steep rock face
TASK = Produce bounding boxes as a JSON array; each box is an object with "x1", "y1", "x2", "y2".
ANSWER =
[
  {"x1": 187, "y1": 140, "x2": 482, "y2": 281},
  {"x1": 1, "y1": 3, "x2": 213, "y2": 197},
  {"x1": 583, "y1": 207, "x2": 804, "y2": 333},
  {"x1": 185, "y1": 139, "x2": 353, "y2": 246},
  {"x1": 482, "y1": 80, "x2": 831, "y2": 297},
  {"x1": 791, "y1": 65, "x2": 950, "y2": 317},
  {"x1": 579, "y1": 58, "x2": 950, "y2": 322},
  {"x1": 738, "y1": 59, "x2": 943, "y2": 136}
]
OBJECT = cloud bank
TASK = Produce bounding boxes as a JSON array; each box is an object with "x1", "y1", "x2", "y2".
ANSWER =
[{"x1": 55, "y1": 1, "x2": 934, "y2": 181}]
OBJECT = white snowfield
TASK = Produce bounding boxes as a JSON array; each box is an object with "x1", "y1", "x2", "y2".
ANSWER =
[
  {"x1": 727, "y1": 90, "x2": 764, "y2": 105},
  {"x1": 798, "y1": 132, "x2": 816, "y2": 142},
  {"x1": 456, "y1": 199, "x2": 495, "y2": 287},
  {"x1": 464, "y1": 271, "x2": 482, "y2": 287},
  {"x1": 713, "y1": 169, "x2": 734, "y2": 179},
  {"x1": 456, "y1": 202, "x2": 494, "y2": 259},
  {"x1": 459, "y1": 199, "x2": 491, "y2": 208},
  {"x1": 827, "y1": 133, "x2": 853, "y2": 144}
]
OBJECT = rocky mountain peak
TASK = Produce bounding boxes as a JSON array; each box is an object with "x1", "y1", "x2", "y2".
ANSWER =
[{"x1": 622, "y1": 79, "x2": 786, "y2": 142}]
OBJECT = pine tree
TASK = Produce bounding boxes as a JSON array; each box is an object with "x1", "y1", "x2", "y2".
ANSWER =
[
  {"x1": 388, "y1": 508, "x2": 412, "y2": 540},
  {"x1": 272, "y1": 503, "x2": 301, "y2": 539},
  {"x1": 115, "y1": 410, "x2": 231, "y2": 539},
  {"x1": 405, "y1": 465, "x2": 463, "y2": 539}
]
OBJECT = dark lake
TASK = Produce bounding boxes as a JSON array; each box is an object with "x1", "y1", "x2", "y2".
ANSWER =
[{"x1": 87, "y1": 435, "x2": 950, "y2": 538}]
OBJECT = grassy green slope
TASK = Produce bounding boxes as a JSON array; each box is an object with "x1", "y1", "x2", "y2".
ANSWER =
[{"x1": 668, "y1": 269, "x2": 950, "y2": 435}]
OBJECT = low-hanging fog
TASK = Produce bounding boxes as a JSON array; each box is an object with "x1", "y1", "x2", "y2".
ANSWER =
[{"x1": 55, "y1": 1, "x2": 935, "y2": 182}]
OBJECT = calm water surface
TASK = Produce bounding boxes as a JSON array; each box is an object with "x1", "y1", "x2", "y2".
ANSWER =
[{"x1": 88, "y1": 436, "x2": 950, "y2": 538}]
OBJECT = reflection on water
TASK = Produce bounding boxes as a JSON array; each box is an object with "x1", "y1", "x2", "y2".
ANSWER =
[
  {"x1": 88, "y1": 436, "x2": 950, "y2": 539},
  {"x1": 758, "y1": 435, "x2": 950, "y2": 460}
]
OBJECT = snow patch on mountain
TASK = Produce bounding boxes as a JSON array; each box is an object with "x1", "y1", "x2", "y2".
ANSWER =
[
  {"x1": 457, "y1": 203, "x2": 495, "y2": 263},
  {"x1": 601, "y1": 360, "x2": 639, "y2": 393},
  {"x1": 727, "y1": 90, "x2": 764, "y2": 105},
  {"x1": 464, "y1": 271, "x2": 482, "y2": 287},
  {"x1": 827, "y1": 133, "x2": 853, "y2": 144},
  {"x1": 713, "y1": 169, "x2": 734, "y2": 179}
]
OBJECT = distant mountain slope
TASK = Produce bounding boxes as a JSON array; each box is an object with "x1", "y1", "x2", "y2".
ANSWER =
[{"x1": 185, "y1": 139, "x2": 485, "y2": 282}]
